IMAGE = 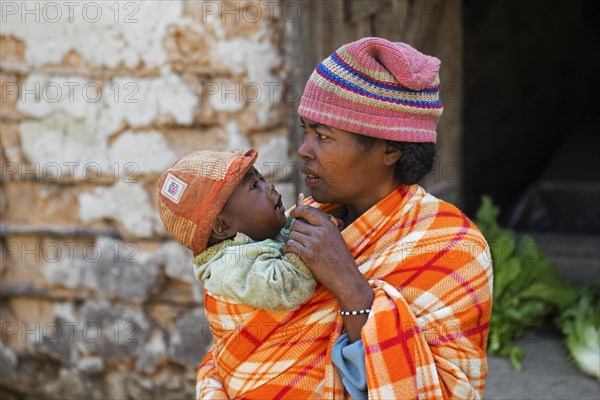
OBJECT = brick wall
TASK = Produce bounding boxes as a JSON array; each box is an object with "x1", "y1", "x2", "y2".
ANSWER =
[{"x1": 0, "y1": 1, "x2": 293, "y2": 398}]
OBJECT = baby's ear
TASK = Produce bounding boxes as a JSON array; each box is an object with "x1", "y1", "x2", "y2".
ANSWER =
[{"x1": 210, "y1": 215, "x2": 236, "y2": 242}]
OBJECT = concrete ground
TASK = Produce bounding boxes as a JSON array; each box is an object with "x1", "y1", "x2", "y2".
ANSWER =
[
  {"x1": 484, "y1": 230, "x2": 600, "y2": 399},
  {"x1": 484, "y1": 329, "x2": 600, "y2": 399}
]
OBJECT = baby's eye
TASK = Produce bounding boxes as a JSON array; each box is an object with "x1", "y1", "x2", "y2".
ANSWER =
[
  {"x1": 250, "y1": 180, "x2": 259, "y2": 189},
  {"x1": 317, "y1": 133, "x2": 328, "y2": 140}
]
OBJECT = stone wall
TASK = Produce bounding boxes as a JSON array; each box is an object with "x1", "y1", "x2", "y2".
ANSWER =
[{"x1": 0, "y1": 1, "x2": 293, "y2": 398}]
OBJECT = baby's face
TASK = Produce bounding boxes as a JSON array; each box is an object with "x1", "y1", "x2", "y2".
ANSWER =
[{"x1": 221, "y1": 167, "x2": 287, "y2": 241}]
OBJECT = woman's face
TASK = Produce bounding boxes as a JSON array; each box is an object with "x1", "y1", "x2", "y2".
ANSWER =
[{"x1": 298, "y1": 117, "x2": 398, "y2": 213}]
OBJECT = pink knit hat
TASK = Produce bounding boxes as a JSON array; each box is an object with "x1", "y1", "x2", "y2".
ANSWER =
[{"x1": 299, "y1": 37, "x2": 443, "y2": 142}]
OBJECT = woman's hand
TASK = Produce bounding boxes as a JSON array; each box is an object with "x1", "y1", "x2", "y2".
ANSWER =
[{"x1": 284, "y1": 194, "x2": 374, "y2": 342}]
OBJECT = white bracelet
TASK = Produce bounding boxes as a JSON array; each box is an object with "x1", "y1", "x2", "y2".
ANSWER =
[{"x1": 339, "y1": 308, "x2": 371, "y2": 316}]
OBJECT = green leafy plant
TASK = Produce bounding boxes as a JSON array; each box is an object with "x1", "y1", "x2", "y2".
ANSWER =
[
  {"x1": 475, "y1": 196, "x2": 578, "y2": 370},
  {"x1": 556, "y1": 281, "x2": 600, "y2": 379}
]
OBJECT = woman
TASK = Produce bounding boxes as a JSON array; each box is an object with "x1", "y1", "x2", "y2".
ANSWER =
[{"x1": 196, "y1": 37, "x2": 492, "y2": 399}]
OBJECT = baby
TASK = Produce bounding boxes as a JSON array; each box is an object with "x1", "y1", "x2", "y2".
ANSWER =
[
  {"x1": 157, "y1": 149, "x2": 348, "y2": 398},
  {"x1": 157, "y1": 148, "x2": 316, "y2": 311}
]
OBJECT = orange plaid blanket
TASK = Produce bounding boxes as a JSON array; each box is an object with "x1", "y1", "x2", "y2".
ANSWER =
[{"x1": 196, "y1": 185, "x2": 493, "y2": 399}]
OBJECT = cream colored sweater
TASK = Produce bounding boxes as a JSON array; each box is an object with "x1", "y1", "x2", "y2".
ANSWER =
[{"x1": 192, "y1": 222, "x2": 315, "y2": 311}]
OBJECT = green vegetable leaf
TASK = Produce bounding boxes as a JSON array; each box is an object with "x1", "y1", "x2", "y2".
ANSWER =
[
  {"x1": 556, "y1": 282, "x2": 600, "y2": 379},
  {"x1": 474, "y1": 195, "x2": 578, "y2": 371},
  {"x1": 493, "y1": 256, "x2": 521, "y2": 298}
]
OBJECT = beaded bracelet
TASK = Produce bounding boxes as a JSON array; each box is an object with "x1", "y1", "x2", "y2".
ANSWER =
[{"x1": 339, "y1": 308, "x2": 371, "y2": 316}]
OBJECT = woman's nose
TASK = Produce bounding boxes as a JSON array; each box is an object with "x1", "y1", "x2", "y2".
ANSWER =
[{"x1": 297, "y1": 136, "x2": 312, "y2": 161}]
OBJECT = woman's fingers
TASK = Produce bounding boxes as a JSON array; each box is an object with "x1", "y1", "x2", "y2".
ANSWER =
[
  {"x1": 283, "y1": 238, "x2": 310, "y2": 262},
  {"x1": 289, "y1": 218, "x2": 316, "y2": 235},
  {"x1": 296, "y1": 192, "x2": 305, "y2": 209},
  {"x1": 291, "y1": 192, "x2": 328, "y2": 226},
  {"x1": 283, "y1": 238, "x2": 301, "y2": 256},
  {"x1": 290, "y1": 204, "x2": 329, "y2": 226},
  {"x1": 285, "y1": 232, "x2": 325, "y2": 267},
  {"x1": 286, "y1": 225, "x2": 312, "y2": 245}
]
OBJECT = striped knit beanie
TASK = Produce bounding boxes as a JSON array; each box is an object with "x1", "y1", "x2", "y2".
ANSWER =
[
  {"x1": 299, "y1": 37, "x2": 443, "y2": 142},
  {"x1": 157, "y1": 149, "x2": 257, "y2": 256}
]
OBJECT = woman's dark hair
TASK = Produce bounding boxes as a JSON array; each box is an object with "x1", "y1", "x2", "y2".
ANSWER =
[{"x1": 355, "y1": 134, "x2": 436, "y2": 185}]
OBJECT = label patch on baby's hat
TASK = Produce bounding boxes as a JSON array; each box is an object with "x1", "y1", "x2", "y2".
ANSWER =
[{"x1": 161, "y1": 173, "x2": 187, "y2": 204}]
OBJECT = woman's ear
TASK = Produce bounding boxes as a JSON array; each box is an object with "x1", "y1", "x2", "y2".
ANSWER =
[
  {"x1": 382, "y1": 143, "x2": 402, "y2": 166},
  {"x1": 210, "y1": 214, "x2": 237, "y2": 242}
]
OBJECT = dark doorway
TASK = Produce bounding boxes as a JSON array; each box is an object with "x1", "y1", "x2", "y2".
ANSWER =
[{"x1": 463, "y1": 0, "x2": 600, "y2": 225}]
